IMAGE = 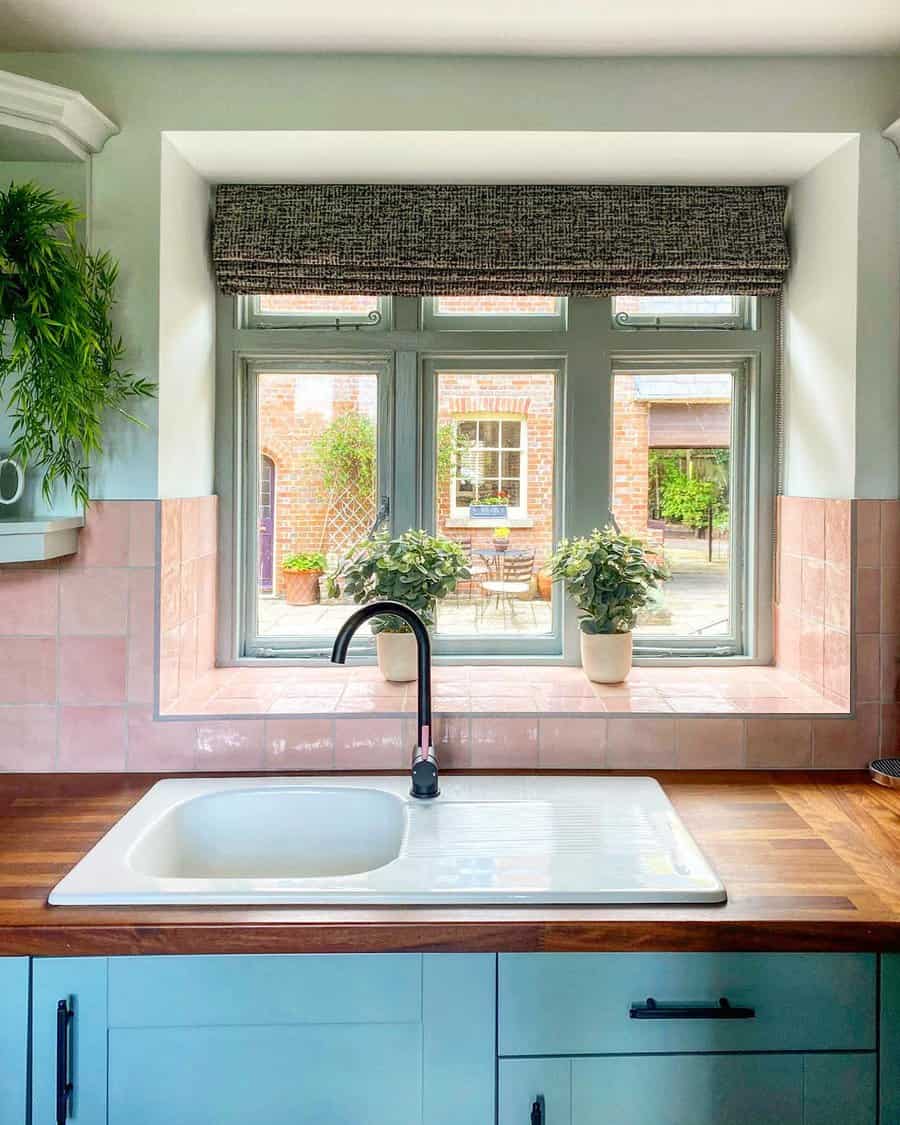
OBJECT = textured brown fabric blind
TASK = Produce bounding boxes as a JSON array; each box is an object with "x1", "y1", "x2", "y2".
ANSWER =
[{"x1": 213, "y1": 183, "x2": 789, "y2": 297}]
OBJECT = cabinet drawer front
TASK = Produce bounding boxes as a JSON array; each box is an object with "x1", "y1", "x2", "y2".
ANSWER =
[
  {"x1": 499, "y1": 953, "x2": 875, "y2": 1056},
  {"x1": 499, "y1": 1054, "x2": 875, "y2": 1125},
  {"x1": 108, "y1": 953, "x2": 421, "y2": 1026}
]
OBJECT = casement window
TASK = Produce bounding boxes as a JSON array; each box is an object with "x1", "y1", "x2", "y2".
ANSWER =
[{"x1": 217, "y1": 294, "x2": 774, "y2": 664}]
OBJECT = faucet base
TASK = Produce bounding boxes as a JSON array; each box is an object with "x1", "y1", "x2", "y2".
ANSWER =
[{"x1": 410, "y1": 747, "x2": 439, "y2": 800}]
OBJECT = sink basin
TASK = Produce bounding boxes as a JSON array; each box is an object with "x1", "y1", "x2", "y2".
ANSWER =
[
  {"x1": 129, "y1": 786, "x2": 406, "y2": 879},
  {"x1": 49, "y1": 776, "x2": 726, "y2": 906}
]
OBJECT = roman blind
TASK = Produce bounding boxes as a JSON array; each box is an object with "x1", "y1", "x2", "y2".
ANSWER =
[{"x1": 212, "y1": 183, "x2": 789, "y2": 296}]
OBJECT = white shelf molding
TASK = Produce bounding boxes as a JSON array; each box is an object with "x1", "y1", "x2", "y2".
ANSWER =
[
  {"x1": 885, "y1": 118, "x2": 900, "y2": 156},
  {"x1": 0, "y1": 517, "x2": 84, "y2": 563},
  {"x1": 0, "y1": 69, "x2": 118, "y2": 162}
]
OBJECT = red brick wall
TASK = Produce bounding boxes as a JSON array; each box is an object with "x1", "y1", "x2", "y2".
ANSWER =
[
  {"x1": 435, "y1": 371, "x2": 556, "y2": 567},
  {"x1": 612, "y1": 374, "x2": 650, "y2": 540},
  {"x1": 259, "y1": 373, "x2": 377, "y2": 594}
]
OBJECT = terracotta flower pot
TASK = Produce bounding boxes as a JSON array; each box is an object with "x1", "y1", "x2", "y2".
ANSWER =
[
  {"x1": 536, "y1": 570, "x2": 553, "y2": 601},
  {"x1": 282, "y1": 569, "x2": 322, "y2": 606},
  {"x1": 580, "y1": 630, "x2": 633, "y2": 684},
  {"x1": 493, "y1": 537, "x2": 510, "y2": 552}
]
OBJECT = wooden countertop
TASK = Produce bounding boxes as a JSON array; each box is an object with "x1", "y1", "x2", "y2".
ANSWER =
[{"x1": 2, "y1": 771, "x2": 900, "y2": 956}]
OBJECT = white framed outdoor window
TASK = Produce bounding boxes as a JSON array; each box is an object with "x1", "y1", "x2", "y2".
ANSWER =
[
  {"x1": 450, "y1": 416, "x2": 529, "y2": 521},
  {"x1": 216, "y1": 293, "x2": 774, "y2": 666},
  {"x1": 422, "y1": 295, "x2": 567, "y2": 332}
]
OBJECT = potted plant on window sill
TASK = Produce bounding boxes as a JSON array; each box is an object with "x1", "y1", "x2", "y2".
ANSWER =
[
  {"x1": 282, "y1": 552, "x2": 326, "y2": 606},
  {"x1": 550, "y1": 526, "x2": 669, "y2": 683},
  {"x1": 470, "y1": 491, "x2": 509, "y2": 521},
  {"x1": 327, "y1": 529, "x2": 469, "y2": 682}
]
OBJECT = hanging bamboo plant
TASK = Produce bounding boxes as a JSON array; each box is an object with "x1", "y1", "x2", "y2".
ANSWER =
[{"x1": 0, "y1": 182, "x2": 155, "y2": 507}]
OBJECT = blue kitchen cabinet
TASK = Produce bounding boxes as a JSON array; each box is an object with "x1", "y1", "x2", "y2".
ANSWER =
[
  {"x1": 498, "y1": 953, "x2": 878, "y2": 1125},
  {"x1": 0, "y1": 958, "x2": 28, "y2": 1124},
  {"x1": 32, "y1": 953, "x2": 495, "y2": 1125},
  {"x1": 883, "y1": 954, "x2": 900, "y2": 1125},
  {"x1": 500, "y1": 1053, "x2": 876, "y2": 1125}
]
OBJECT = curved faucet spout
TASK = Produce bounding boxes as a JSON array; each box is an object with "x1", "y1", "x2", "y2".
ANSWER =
[{"x1": 331, "y1": 601, "x2": 438, "y2": 799}]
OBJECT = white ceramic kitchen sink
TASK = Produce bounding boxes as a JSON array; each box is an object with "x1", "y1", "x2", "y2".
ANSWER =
[{"x1": 49, "y1": 775, "x2": 726, "y2": 906}]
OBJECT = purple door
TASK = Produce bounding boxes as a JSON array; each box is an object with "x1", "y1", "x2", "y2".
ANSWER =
[{"x1": 258, "y1": 455, "x2": 275, "y2": 594}]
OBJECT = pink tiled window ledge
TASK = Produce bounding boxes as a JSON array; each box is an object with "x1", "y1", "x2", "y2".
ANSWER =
[{"x1": 162, "y1": 663, "x2": 849, "y2": 720}]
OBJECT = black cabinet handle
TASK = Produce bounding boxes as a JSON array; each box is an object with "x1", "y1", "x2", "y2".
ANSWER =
[
  {"x1": 56, "y1": 999, "x2": 73, "y2": 1125},
  {"x1": 530, "y1": 1094, "x2": 545, "y2": 1125},
  {"x1": 630, "y1": 996, "x2": 755, "y2": 1020}
]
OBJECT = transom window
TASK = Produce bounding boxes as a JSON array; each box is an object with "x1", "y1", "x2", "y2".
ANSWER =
[
  {"x1": 613, "y1": 295, "x2": 755, "y2": 329},
  {"x1": 218, "y1": 293, "x2": 773, "y2": 662}
]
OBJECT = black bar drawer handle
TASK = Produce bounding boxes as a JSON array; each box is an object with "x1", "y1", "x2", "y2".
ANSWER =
[
  {"x1": 56, "y1": 999, "x2": 73, "y2": 1125},
  {"x1": 531, "y1": 1094, "x2": 545, "y2": 1125},
  {"x1": 630, "y1": 997, "x2": 755, "y2": 1020}
]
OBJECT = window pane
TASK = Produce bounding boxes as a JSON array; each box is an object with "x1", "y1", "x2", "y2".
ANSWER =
[
  {"x1": 257, "y1": 294, "x2": 379, "y2": 317},
  {"x1": 433, "y1": 295, "x2": 561, "y2": 317},
  {"x1": 612, "y1": 370, "x2": 733, "y2": 638},
  {"x1": 613, "y1": 295, "x2": 741, "y2": 320},
  {"x1": 433, "y1": 368, "x2": 556, "y2": 640},
  {"x1": 255, "y1": 368, "x2": 379, "y2": 640}
]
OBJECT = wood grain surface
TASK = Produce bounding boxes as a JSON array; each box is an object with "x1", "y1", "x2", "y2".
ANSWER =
[{"x1": 1, "y1": 771, "x2": 899, "y2": 955}]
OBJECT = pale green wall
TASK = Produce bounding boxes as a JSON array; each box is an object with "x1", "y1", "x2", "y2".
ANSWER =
[{"x1": 0, "y1": 52, "x2": 898, "y2": 499}]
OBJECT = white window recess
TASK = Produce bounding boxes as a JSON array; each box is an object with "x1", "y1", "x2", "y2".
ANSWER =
[{"x1": 0, "y1": 69, "x2": 118, "y2": 162}]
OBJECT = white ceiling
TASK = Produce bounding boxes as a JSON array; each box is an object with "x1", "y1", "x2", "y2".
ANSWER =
[
  {"x1": 2, "y1": 0, "x2": 900, "y2": 54},
  {"x1": 166, "y1": 130, "x2": 857, "y2": 186}
]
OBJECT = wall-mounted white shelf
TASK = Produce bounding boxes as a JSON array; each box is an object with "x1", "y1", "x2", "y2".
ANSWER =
[
  {"x1": 0, "y1": 516, "x2": 84, "y2": 563},
  {"x1": 0, "y1": 69, "x2": 118, "y2": 162}
]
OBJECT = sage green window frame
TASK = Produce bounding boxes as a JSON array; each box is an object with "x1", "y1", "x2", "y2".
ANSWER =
[
  {"x1": 612, "y1": 295, "x2": 756, "y2": 331},
  {"x1": 235, "y1": 350, "x2": 394, "y2": 661},
  {"x1": 420, "y1": 354, "x2": 566, "y2": 659},
  {"x1": 240, "y1": 294, "x2": 393, "y2": 330},
  {"x1": 216, "y1": 294, "x2": 775, "y2": 667},
  {"x1": 610, "y1": 354, "x2": 758, "y2": 659},
  {"x1": 421, "y1": 296, "x2": 567, "y2": 333}
]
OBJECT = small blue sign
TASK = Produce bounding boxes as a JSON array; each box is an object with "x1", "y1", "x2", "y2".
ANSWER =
[{"x1": 469, "y1": 504, "x2": 508, "y2": 519}]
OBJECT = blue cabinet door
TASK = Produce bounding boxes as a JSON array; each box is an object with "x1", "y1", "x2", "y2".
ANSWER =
[
  {"x1": 0, "y1": 958, "x2": 28, "y2": 1125},
  {"x1": 32, "y1": 953, "x2": 495, "y2": 1125},
  {"x1": 500, "y1": 1053, "x2": 876, "y2": 1125}
]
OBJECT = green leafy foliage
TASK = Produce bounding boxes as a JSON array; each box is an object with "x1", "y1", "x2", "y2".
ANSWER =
[
  {"x1": 549, "y1": 525, "x2": 669, "y2": 634},
  {"x1": 660, "y1": 474, "x2": 720, "y2": 529},
  {"x1": 311, "y1": 412, "x2": 376, "y2": 499},
  {"x1": 436, "y1": 421, "x2": 470, "y2": 489},
  {"x1": 327, "y1": 529, "x2": 470, "y2": 633},
  {"x1": 649, "y1": 449, "x2": 729, "y2": 530},
  {"x1": 0, "y1": 182, "x2": 155, "y2": 507},
  {"x1": 282, "y1": 552, "x2": 326, "y2": 573}
]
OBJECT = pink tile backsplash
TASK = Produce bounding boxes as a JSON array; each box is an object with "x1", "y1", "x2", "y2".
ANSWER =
[
  {"x1": 0, "y1": 705, "x2": 56, "y2": 771},
  {"x1": 0, "y1": 568, "x2": 58, "y2": 635},
  {"x1": 58, "y1": 706, "x2": 127, "y2": 771},
  {"x1": 59, "y1": 636, "x2": 128, "y2": 705},
  {"x1": 59, "y1": 567, "x2": 129, "y2": 636},
  {"x1": 0, "y1": 497, "x2": 897, "y2": 772},
  {"x1": 777, "y1": 497, "x2": 852, "y2": 707}
]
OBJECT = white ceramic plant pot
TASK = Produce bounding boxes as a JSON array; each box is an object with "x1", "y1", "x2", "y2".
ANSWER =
[
  {"x1": 376, "y1": 632, "x2": 418, "y2": 683},
  {"x1": 580, "y1": 629, "x2": 633, "y2": 684}
]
